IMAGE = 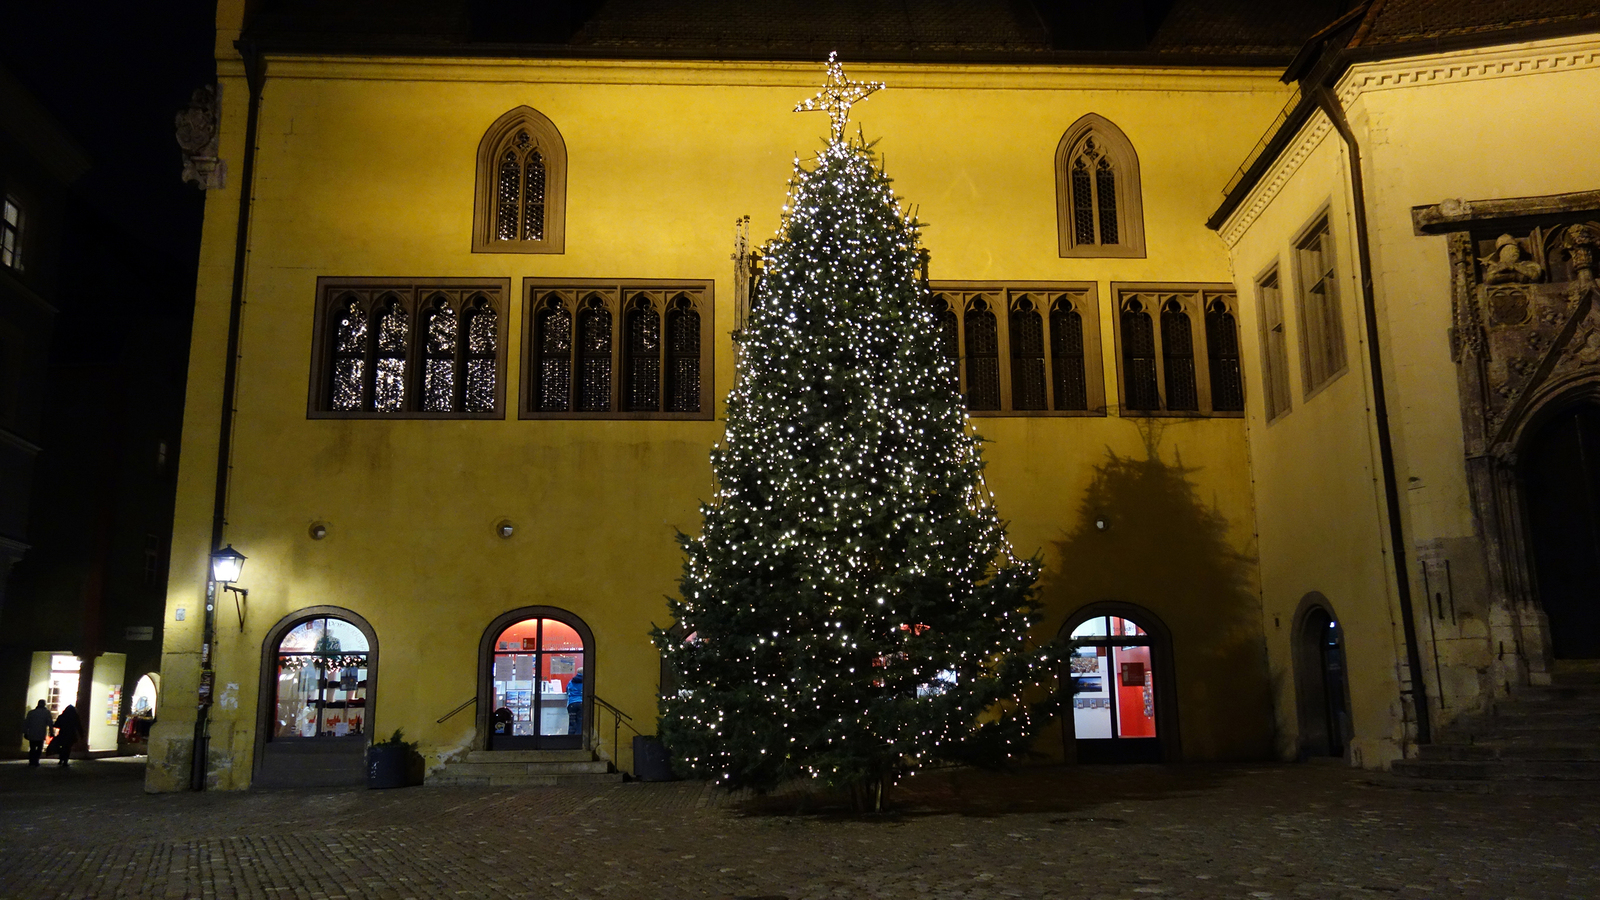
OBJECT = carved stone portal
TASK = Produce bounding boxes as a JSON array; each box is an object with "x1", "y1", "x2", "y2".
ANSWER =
[{"x1": 1417, "y1": 191, "x2": 1600, "y2": 684}]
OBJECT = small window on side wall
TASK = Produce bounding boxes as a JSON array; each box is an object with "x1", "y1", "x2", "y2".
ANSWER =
[
  {"x1": 1256, "y1": 266, "x2": 1292, "y2": 422},
  {"x1": 308, "y1": 278, "x2": 510, "y2": 418},
  {"x1": 1056, "y1": 114, "x2": 1145, "y2": 259},
  {"x1": 473, "y1": 107, "x2": 567, "y2": 254},
  {"x1": 1, "y1": 196, "x2": 24, "y2": 271},
  {"x1": 1294, "y1": 215, "x2": 1347, "y2": 397}
]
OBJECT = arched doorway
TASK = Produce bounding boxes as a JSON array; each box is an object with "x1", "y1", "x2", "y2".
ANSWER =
[
  {"x1": 1292, "y1": 600, "x2": 1351, "y2": 759},
  {"x1": 480, "y1": 608, "x2": 593, "y2": 751},
  {"x1": 1520, "y1": 402, "x2": 1600, "y2": 659},
  {"x1": 254, "y1": 607, "x2": 377, "y2": 788},
  {"x1": 1060, "y1": 604, "x2": 1176, "y2": 763}
]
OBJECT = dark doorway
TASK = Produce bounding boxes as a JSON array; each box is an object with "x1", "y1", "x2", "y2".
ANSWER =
[
  {"x1": 1064, "y1": 613, "x2": 1163, "y2": 763},
  {"x1": 484, "y1": 612, "x2": 590, "y2": 750},
  {"x1": 1521, "y1": 403, "x2": 1600, "y2": 659},
  {"x1": 1294, "y1": 605, "x2": 1350, "y2": 758}
]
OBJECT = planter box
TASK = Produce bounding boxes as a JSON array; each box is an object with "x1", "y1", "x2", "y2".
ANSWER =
[
  {"x1": 367, "y1": 744, "x2": 419, "y2": 789},
  {"x1": 632, "y1": 735, "x2": 677, "y2": 782}
]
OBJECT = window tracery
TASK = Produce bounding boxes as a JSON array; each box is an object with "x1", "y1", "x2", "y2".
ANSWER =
[
  {"x1": 474, "y1": 107, "x2": 566, "y2": 254},
  {"x1": 520, "y1": 280, "x2": 713, "y2": 419},
  {"x1": 1112, "y1": 285, "x2": 1241, "y2": 417},
  {"x1": 930, "y1": 283, "x2": 1103, "y2": 416},
  {"x1": 1056, "y1": 114, "x2": 1145, "y2": 258},
  {"x1": 311, "y1": 279, "x2": 509, "y2": 418}
]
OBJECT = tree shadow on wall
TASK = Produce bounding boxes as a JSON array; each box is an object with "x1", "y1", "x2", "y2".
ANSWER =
[{"x1": 1037, "y1": 423, "x2": 1273, "y2": 759}]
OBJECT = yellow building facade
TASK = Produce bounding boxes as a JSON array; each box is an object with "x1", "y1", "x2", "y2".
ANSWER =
[{"x1": 154, "y1": 1, "x2": 1600, "y2": 791}]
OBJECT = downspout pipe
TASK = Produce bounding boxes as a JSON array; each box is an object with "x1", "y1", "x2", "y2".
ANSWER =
[
  {"x1": 1311, "y1": 84, "x2": 1432, "y2": 747},
  {"x1": 191, "y1": 43, "x2": 265, "y2": 792}
]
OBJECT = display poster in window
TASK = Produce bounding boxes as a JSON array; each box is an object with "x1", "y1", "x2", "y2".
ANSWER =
[{"x1": 549, "y1": 656, "x2": 576, "y2": 675}]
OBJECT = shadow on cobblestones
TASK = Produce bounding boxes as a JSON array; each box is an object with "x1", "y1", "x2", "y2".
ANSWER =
[{"x1": 735, "y1": 762, "x2": 1238, "y2": 819}]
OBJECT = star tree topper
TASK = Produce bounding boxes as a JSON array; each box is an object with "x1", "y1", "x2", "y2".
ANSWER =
[{"x1": 794, "y1": 52, "x2": 885, "y2": 142}]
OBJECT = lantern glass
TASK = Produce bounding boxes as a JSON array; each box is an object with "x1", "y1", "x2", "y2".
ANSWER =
[{"x1": 211, "y1": 545, "x2": 246, "y2": 584}]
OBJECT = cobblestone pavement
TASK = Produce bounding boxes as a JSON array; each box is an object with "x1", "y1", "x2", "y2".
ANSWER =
[{"x1": 1, "y1": 757, "x2": 1596, "y2": 899}]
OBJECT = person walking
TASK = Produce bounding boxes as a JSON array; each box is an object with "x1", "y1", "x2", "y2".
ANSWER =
[
  {"x1": 566, "y1": 672, "x2": 584, "y2": 736},
  {"x1": 47, "y1": 704, "x2": 82, "y2": 767},
  {"x1": 23, "y1": 700, "x2": 52, "y2": 767}
]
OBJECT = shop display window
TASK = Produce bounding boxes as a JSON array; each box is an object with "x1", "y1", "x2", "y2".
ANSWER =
[
  {"x1": 273, "y1": 617, "x2": 370, "y2": 739},
  {"x1": 1069, "y1": 615, "x2": 1156, "y2": 741},
  {"x1": 490, "y1": 617, "x2": 585, "y2": 741}
]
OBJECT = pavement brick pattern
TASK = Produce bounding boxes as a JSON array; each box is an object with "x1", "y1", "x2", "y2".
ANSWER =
[{"x1": 1, "y1": 758, "x2": 1595, "y2": 899}]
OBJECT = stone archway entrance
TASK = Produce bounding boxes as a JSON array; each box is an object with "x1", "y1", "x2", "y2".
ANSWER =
[
  {"x1": 1520, "y1": 402, "x2": 1600, "y2": 659},
  {"x1": 1293, "y1": 602, "x2": 1351, "y2": 758}
]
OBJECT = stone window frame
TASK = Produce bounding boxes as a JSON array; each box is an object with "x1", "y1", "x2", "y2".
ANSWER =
[
  {"x1": 1, "y1": 194, "x2": 24, "y2": 271},
  {"x1": 1293, "y1": 211, "x2": 1348, "y2": 400},
  {"x1": 1255, "y1": 261, "x2": 1293, "y2": 423},
  {"x1": 472, "y1": 106, "x2": 567, "y2": 255},
  {"x1": 1110, "y1": 283, "x2": 1243, "y2": 418},
  {"x1": 1056, "y1": 114, "x2": 1146, "y2": 259},
  {"x1": 306, "y1": 277, "x2": 511, "y2": 419},
  {"x1": 519, "y1": 278, "x2": 714, "y2": 421},
  {"x1": 930, "y1": 281, "x2": 1105, "y2": 417}
]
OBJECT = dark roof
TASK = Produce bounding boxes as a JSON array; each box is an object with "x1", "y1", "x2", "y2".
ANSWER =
[
  {"x1": 242, "y1": 0, "x2": 1343, "y2": 65},
  {"x1": 1355, "y1": 0, "x2": 1600, "y2": 47}
]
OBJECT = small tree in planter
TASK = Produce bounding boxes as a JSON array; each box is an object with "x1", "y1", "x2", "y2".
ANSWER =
[{"x1": 367, "y1": 728, "x2": 422, "y2": 789}]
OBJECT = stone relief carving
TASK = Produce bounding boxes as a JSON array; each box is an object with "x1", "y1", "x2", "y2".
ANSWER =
[
  {"x1": 1451, "y1": 220, "x2": 1600, "y2": 448},
  {"x1": 175, "y1": 85, "x2": 225, "y2": 190}
]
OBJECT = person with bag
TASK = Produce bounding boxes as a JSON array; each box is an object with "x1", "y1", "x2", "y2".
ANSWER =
[{"x1": 47, "y1": 704, "x2": 82, "y2": 767}]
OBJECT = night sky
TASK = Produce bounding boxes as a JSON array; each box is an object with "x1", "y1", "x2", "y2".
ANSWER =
[{"x1": 1, "y1": 1, "x2": 218, "y2": 282}]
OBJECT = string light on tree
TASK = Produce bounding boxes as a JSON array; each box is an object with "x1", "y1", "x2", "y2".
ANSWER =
[{"x1": 654, "y1": 56, "x2": 1053, "y2": 814}]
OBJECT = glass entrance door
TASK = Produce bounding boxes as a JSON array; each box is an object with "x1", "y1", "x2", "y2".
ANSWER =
[
  {"x1": 488, "y1": 617, "x2": 586, "y2": 750},
  {"x1": 1068, "y1": 615, "x2": 1161, "y2": 763}
]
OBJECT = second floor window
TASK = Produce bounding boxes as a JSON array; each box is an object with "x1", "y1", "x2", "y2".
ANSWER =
[
  {"x1": 309, "y1": 279, "x2": 509, "y2": 418},
  {"x1": 931, "y1": 283, "x2": 1104, "y2": 416},
  {"x1": 1114, "y1": 285, "x2": 1242, "y2": 417},
  {"x1": 1296, "y1": 216, "x2": 1347, "y2": 396},
  {"x1": 522, "y1": 280, "x2": 712, "y2": 419}
]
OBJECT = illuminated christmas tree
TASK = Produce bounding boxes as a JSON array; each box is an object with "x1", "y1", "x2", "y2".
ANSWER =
[{"x1": 655, "y1": 57, "x2": 1044, "y2": 812}]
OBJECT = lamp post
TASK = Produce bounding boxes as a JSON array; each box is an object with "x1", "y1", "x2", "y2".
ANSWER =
[{"x1": 192, "y1": 545, "x2": 246, "y2": 791}]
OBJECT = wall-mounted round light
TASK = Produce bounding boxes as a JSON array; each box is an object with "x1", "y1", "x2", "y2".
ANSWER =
[
  {"x1": 496, "y1": 520, "x2": 515, "y2": 539},
  {"x1": 309, "y1": 523, "x2": 328, "y2": 540}
]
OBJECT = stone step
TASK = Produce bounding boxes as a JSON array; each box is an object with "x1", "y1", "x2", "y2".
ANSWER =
[
  {"x1": 1449, "y1": 725, "x2": 1600, "y2": 744},
  {"x1": 440, "y1": 760, "x2": 613, "y2": 777},
  {"x1": 1418, "y1": 743, "x2": 1600, "y2": 762},
  {"x1": 1391, "y1": 758, "x2": 1600, "y2": 781},
  {"x1": 463, "y1": 749, "x2": 594, "y2": 764},
  {"x1": 429, "y1": 771, "x2": 625, "y2": 787}
]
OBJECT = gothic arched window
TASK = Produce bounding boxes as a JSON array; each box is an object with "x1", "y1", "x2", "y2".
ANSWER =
[
  {"x1": 1008, "y1": 296, "x2": 1047, "y2": 411},
  {"x1": 664, "y1": 294, "x2": 701, "y2": 414},
  {"x1": 1056, "y1": 114, "x2": 1145, "y2": 258},
  {"x1": 930, "y1": 284, "x2": 1103, "y2": 416},
  {"x1": 313, "y1": 280, "x2": 507, "y2": 418},
  {"x1": 1113, "y1": 287, "x2": 1242, "y2": 417},
  {"x1": 520, "y1": 281, "x2": 711, "y2": 419},
  {"x1": 964, "y1": 297, "x2": 1001, "y2": 411},
  {"x1": 474, "y1": 107, "x2": 567, "y2": 254},
  {"x1": 1205, "y1": 297, "x2": 1244, "y2": 412}
]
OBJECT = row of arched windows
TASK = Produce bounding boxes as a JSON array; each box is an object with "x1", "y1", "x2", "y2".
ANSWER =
[
  {"x1": 310, "y1": 279, "x2": 712, "y2": 419},
  {"x1": 527, "y1": 288, "x2": 704, "y2": 415},
  {"x1": 1117, "y1": 289, "x2": 1243, "y2": 415},
  {"x1": 469, "y1": 107, "x2": 1144, "y2": 260}
]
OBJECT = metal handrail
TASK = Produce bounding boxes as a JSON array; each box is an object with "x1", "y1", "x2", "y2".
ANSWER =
[
  {"x1": 590, "y1": 693, "x2": 643, "y2": 768},
  {"x1": 436, "y1": 695, "x2": 477, "y2": 724}
]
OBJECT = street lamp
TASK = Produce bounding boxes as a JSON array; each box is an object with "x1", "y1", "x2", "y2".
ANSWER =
[{"x1": 210, "y1": 545, "x2": 248, "y2": 631}]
